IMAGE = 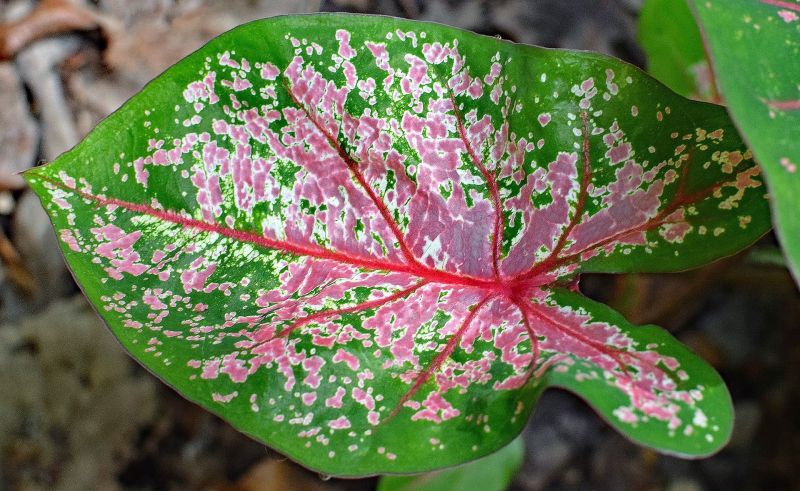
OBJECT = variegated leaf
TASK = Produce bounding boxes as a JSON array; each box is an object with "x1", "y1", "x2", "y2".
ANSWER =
[
  {"x1": 691, "y1": 0, "x2": 800, "y2": 284},
  {"x1": 24, "y1": 14, "x2": 770, "y2": 475}
]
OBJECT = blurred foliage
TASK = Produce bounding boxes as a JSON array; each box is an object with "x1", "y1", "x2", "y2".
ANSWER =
[{"x1": 377, "y1": 437, "x2": 524, "y2": 491}]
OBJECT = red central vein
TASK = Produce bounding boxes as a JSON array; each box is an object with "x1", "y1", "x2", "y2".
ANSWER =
[
  {"x1": 34, "y1": 174, "x2": 495, "y2": 289},
  {"x1": 387, "y1": 293, "x2": 495, "y2": 420},
  {"x1": 450, "y1": 95, "x2": 504, "y2": 281},
  {"x1": 761, "y1": 0, "x2": 800, "y2": 12},
  {"x1": 281, "y1": 79, "x2": 422, "y2": 269},
  {"x1": 274, "y1": 280, "x2": 427, "y2": 339}
]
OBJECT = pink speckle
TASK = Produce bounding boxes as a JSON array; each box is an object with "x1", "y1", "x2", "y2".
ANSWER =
[
  {"x1": 212, "y1": 119, "x2": 228, "y2": 135},
  {"x1": 302, "y1": 356, "x2": 325, "y2": 389},
  {"x1": 183, "y1": 72, "x2": 218, "y2": 104},
  {"x1": 59, "y1": 229, "x2": 81, "y2": 252},
  {"x1": 411, "y1": 392, "x2": 460, "y2": 423},
  {"x1": 778, "y1": 9, "x2": 799, "y2": 22},
  {"x1": 422, "y1": 42, "x2": 448, "y2": 64},
  {"x1": 336, "y1": 29, "x2": 357, "y2": 59},
  {"x1": 400, "y1": 54, "x2": 429, "y2": 98},
  {"x1": 58, "y1": 171, "x2": 77, "y2": 188},
  {"x1": 201, "y1": 359, "x2": 221, "y2": 380},
  {"x1": 93, "y1": 225, "x2": 137, "y2": 258},
  {"x1": 352, "y1": 387, "x2": 375, "y2": 411},
  {"x1": 180, "y1": 257, "x2": 217, "y2": 293},
  {"x1": 332, "y1": 348, "x2": 360, "y2": 370},
  {"x1": 343, "y1": 61, "x2": 357, "y2": 89},
  {"x1": 490, "y1": 84, "x2": 503, "y2": 104},
  {"x1": 484, "y1": 62, "x2": 502, "y2": 85},
  {"x1": 614, "y1": 406, "x2": 639, "y2": 424},
  {"x1": 660, "y1": 215, "x2": 693, "y2": 244},
  {"x1": 538, "y1": 113, "x2": 551, "y2": 127},
  {"x1": 605, "y1": 69, "x2": 619, "y2": 95},
  {"x1": 212, "y1": 391, "x2": 238, "y2": 403},
  {"x1": 608, "y1": 142, "x2": 632, "y2": 164},
  {"x1": 143, "y1": 291, "x2": 167, "y2": 310},
  {"x1": 260, "y1": 62, "x2": 280, "y2": 80},
  {"x1": 357, "y1": 77, "x2": 376, "y2": 98},
  {"x1": 302, "y1": 392, "x2": 317, "y2": 406},
  {"x1": 365, "y1": 42, "x2": 389, "y2": 70},
  {"x1": 325, "y1": 387, "x2": 346, "y2": 409},
  {"x1": 328, "y1": 415, "x2": 351, "y2": 429},
  {"x1": 191, "y1": 169, "x2": 223, "y2": 221},
  {"x1": 219, "y1": 51, "x2": 240, "y2": 68},
  {"x1": 467, "y1": 78, "x2": 483, "y2": 99},
  {"x1": 91, "y1": 225, "x2": 148, "y2": 279},
  {"x1": 232, "y1": 76, "x2": 252, "y2": 92},
  {"x1": 221, "y1": 353, "x2": 249, "y2": 383}
]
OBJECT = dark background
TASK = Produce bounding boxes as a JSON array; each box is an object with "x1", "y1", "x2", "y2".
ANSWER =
[{"x1": 0, "y1": 0, "x2": 798, "y2": 489}]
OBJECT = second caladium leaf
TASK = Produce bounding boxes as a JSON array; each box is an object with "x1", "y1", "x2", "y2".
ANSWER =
[
  {"x1": 25, "y1": 14, "x2": 769, "y2": 476},
  {"x1": 690, "y1": 0, "x2": 800, "y2": 284}
]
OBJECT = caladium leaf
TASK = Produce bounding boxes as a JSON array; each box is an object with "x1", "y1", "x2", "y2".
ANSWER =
[
  {"x1": 639, "y1": 0, "x2": 717, "y2": 102},
  {"x1": 24, "y1": 14, "x2": 769, "y2": 475},
  {"x1": 691, "y1": 0, "x2": 800, "y2": 283}
]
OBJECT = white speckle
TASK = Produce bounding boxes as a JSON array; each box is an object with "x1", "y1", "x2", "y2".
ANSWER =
[{"x1": 693, "y1": 409, "x2": 708, "y2": 429}]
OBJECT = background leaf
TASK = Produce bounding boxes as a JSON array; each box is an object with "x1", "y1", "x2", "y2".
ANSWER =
[
  {"x1": 639, "y1": 0, "x2": 717, "y2": 102},
  {"x1": 691, "y1": 0, "x2": 800, "y2": 283},
  {"x1": 25, "y1": 14, "x2": 769, "y2": 475},
  {"x1": 377, "y1": 436, "x2": 524, "y2": 491}
]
